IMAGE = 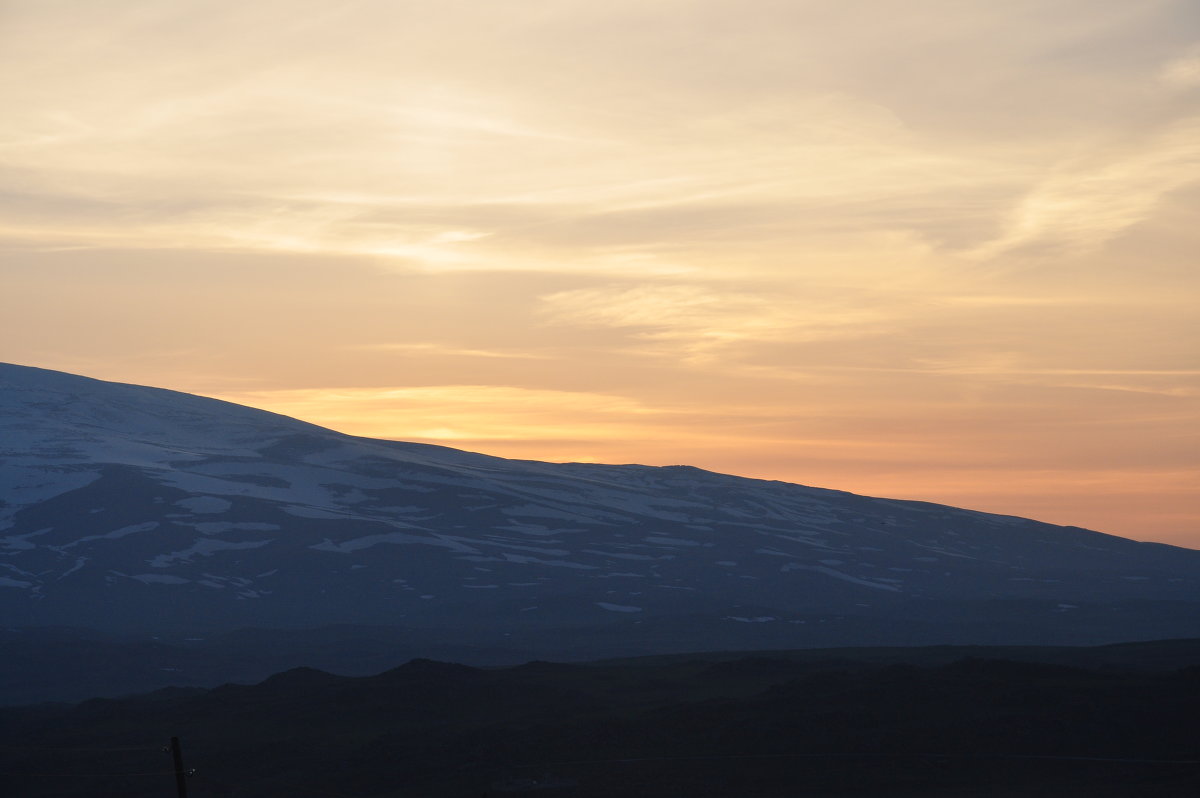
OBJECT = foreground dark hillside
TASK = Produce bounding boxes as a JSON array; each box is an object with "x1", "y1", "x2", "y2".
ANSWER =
[{"x1": 2, "y1": 641, "x2": 1199, "y2": 797}]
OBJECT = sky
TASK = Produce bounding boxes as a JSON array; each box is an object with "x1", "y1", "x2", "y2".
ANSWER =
[{"x1": 2, "y1": 0, "x2": 1198, "y2": 546}]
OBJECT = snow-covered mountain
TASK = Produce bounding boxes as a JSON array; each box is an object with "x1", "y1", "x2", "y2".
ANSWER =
[{"x1": 3, "y1": 362, "x2": 1199, "y2": 657}]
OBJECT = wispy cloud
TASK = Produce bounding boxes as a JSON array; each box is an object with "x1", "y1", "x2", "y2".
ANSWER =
[
  {"x1": 934, "y1": 295, "x2": 1117, "y2": 308},
  {"x1": 539, "y1": 284, "x2": 895, "y2": 361},
  {"x1": 969, "y1": 117, "x2": 1200, "y2": 260},
  {"x1": 344, "y1": 343, "x2": 555, "y2": 360},
  {"x1": 1160, "y1": 44, "x2": 1200, "y2": 89}
]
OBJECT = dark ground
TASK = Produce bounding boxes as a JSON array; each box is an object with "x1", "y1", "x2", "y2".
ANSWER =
[{"x1": 2, "y1": 639, "x2": 1198, "y2": 797}]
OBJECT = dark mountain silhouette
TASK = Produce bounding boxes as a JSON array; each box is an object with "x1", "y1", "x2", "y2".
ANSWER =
[{"x1": 2, "y1": 641, "x2": 1199, "y2": 797}]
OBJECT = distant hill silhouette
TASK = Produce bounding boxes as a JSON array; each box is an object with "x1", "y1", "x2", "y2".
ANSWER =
[{"x1": 2, "y1": 641, "x2": 1199, "y2": 797}]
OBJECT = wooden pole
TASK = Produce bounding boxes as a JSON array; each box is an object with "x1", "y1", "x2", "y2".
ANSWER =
[{"x1": 169, "y1": 736, "x2": 189, "y2": 798}]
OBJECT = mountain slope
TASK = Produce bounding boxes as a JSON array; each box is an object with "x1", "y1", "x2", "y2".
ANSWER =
[{"x1": 2, "y1": 362, "x2": 1199, "y2": 659}]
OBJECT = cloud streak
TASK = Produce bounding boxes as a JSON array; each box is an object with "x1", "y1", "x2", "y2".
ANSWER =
[{"x1": 970, "y1": 118, "x2": 1200, "y2": 261}]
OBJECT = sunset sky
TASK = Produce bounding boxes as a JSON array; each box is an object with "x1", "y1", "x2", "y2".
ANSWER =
[{"x1": 2, "y1": 1, "x2": 1198, "y2": 546}]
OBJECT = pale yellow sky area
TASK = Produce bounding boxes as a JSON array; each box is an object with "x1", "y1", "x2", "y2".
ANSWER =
[{"x1": 2, "y1": 1, "x2": 1198, "y2": 546}]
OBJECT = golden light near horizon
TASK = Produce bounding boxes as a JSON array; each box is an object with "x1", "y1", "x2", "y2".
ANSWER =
[{"x1": 2, "y1": 1, "x2": 1198, "y2": 545}]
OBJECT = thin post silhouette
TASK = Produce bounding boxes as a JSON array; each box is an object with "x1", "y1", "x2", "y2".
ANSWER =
[{"x1": 169, "y1": 736, "x2": 188, "y2": 798}]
